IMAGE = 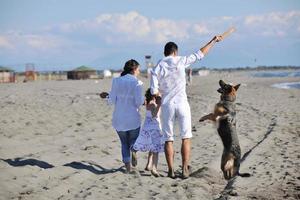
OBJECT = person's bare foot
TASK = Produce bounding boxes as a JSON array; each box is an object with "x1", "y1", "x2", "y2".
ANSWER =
[
  {"x1": 182, "y1": 165, "x2": 190, "y2": 179},
  {"x1": 144, "y1": 165, "x2": 152, "y2": 171},
  {"x1": 151, "y1": 169, "x2": 161, "y2": 177},
  {"x1": 167, "y1": 169, "x2": 176, "y2": 179},
  {"x1": 131, "y1": 151, "x2": 137, "y2": 167},
  {"x1": 125, "y1": 163, "x2": 131, "y2": 173}
]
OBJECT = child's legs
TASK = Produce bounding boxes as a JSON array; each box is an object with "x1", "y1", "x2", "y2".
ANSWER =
[
  {"x1": 151, "y1": 152, "x2": 161, "y2": 177},
  {"x1": 152, "y1": 152, "x2": 159, "y2": 170},
  {"x1": 145, "y1": 152, "x2": 153, "y2": 170}
]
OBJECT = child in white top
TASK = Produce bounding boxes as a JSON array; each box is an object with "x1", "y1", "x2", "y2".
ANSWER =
[{"x1": 133, "y1": 88, "x2": 164, "y2": 177}]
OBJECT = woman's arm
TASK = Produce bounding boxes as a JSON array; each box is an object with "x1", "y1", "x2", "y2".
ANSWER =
[{"x1": 106, "y1": 78, "x2": 117, "y2": 104}]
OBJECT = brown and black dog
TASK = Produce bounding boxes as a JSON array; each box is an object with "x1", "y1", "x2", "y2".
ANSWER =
[{"x1": 199, "y1": 80, "x2": 249, "y2": 180}]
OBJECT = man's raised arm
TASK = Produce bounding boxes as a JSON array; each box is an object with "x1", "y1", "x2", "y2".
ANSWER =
[
  {"x1": 182, "y1": 35, "x2": 222, "y2": 67},
  {"x1": 200, "y1": 35, "x2": 222, "y2": 55}
]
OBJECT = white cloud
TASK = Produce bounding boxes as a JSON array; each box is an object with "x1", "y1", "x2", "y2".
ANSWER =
[
  {"x1": 193, "y1": 24, "x2": 209, "y2": 35},
  {"x1": 1, "y1": 10, "x2": 299, "y2": 67},
  {"x1": 245, "y1": 11, "x2": 300, "y2": 26},
  {"x1": 112, "y1": 11, "x2": 150, "y2": 36},
  {"x1": 53, "y1": 11, "x2": 208, "y2": 44},
  {"x1": 24, "y1": 34, "x2": 63, "y2": 50},
  {"x1": 0, "y1": 36, "x2": 14, "y2": 49},
  {"x1": 244, "y1": 11, "x2": 300, "y2": 37},
  {"x1": 53, "y1": 10, "x2": 300, "y2": 45},
  {"x1": 0, "y1": 31, "x2": 71, "y2": 55},
  {"x1": 150, "y1": 19, "x2": 190, "y2": 43},
  {"x1": 222, "y1": 16, "x2": 234, "y2": 21}
]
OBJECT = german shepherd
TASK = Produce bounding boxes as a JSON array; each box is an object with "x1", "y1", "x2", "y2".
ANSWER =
[{"x1": 199, "y1": 80, "x2": 249, "y2": 180}]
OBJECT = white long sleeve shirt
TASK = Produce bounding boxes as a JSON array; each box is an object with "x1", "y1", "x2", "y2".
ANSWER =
[
  {"x1": 108, "y1": 74, "x2": 144, "y2": 131},
  {"x1": 150, "y1": 50, "x2": 204, "y2": 105}
]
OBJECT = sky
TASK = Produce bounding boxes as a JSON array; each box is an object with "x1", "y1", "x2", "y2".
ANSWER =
[{"x1": 0, "y1": 0, "x2": 300, "y2": 71}]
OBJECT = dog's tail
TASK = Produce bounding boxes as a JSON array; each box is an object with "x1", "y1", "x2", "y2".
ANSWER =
[{"x1": 237, "y1": 171, "x2": 251, "y2": 177}]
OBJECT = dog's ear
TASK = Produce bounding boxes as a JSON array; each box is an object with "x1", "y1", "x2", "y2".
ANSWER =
[
  {"x1": 217, "y1": 88, "x2": 223, "y2": 94},
  {"x1": 219, "y1": 80, "x2": 226, "y2": 88},
  {"x1": 234, "y1": 84, "x2": 241, "y2": 91}
]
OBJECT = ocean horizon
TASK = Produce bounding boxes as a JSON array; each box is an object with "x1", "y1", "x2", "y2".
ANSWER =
[
  {"x1": 272, "y1": 82, "x2": 300, "y2": 90},
  {"x1": 252, "y1": 70, "x2": 300, "y2": 78},
  {"x1": 252, "y1": 70, "x2": 300, "y2": 90}
]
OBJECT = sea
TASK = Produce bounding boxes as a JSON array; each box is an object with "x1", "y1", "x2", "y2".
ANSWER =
[{"x1": 252, "y1": 70, "x2": 300, "y2": 90}]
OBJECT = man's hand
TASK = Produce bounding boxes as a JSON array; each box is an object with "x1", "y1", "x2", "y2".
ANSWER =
[
  {"x1": 200, "y1": 35, "x2": 223, "y2": 55},
  {"x1": 213, "y1": 35, "x2": 223, "y2": 42},
  {"x1": 99, "y1": 92, "x2": 109, "y2": 99}
]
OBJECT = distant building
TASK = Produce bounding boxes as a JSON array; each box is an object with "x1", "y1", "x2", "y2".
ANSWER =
[
  {"x1": 67, "y1": 66, "x2": 97, "y2": 80},
  {"x1": 112, "y1": 71, "x2": 122, "y2": 78},
  {"x1": 24, "y1": 63, "x2": 37, "y2": 82},
  {"x1": 197, "y1": 70, "x2": 210, "y2": 76},
  {"x1": 103, "y1": 69, "x2": 112, "y2": 78},
  {"x1": 0, "y1": 66, "x2": 15, "y2": 83}
]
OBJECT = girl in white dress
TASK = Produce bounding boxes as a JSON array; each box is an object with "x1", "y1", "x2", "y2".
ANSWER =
[{"x1": 133, "y1": 88, "x2": 164, "y2": 177}]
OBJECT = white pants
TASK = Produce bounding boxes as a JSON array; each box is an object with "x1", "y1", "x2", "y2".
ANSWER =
[{"x1": 161, "y1": 101, "x2": 192, "y2": 141}]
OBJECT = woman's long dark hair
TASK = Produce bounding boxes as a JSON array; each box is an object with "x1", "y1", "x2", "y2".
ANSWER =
[{"x1": 121, "y1": 59, "x2": 139, "y2": 76}]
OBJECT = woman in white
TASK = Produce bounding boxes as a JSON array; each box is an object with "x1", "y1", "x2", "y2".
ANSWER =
[{"x1": 100, "y1": 59, "x2": 144, "y2": 173}]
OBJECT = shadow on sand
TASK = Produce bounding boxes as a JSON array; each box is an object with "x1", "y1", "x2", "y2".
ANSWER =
[
  {"x1": 1, "y1": 158, "x2": 125, "y2": 175},
  {"x1": 1, "y1": 158, "x2": 54, "y2": 169},
  {"x1": 63, "y1": 161, "x2": 125, "y2": 175}
]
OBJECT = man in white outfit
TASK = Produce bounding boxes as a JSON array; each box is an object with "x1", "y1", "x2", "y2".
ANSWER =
[{"x1": 150, "y1": 35, "x2": 222, "y2": 178}]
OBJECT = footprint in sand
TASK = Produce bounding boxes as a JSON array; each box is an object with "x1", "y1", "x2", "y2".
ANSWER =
[
  {"x1": 101, "y1": 150, "x2": 110, "y2": 155},
  {"x1": 25, "y1": 121, "x2": 32, "y2": 126},
  {"x1": 149, "y1": 190, "x2": 160, "y2": 197},
  {"x1": 82, "y1": 145, "x2": 98, "y2": 151},
  {"x1": 102, "y1": 185, "x2": 109, "y2": 189},
  {"x1": 121, "y1": 182, "x2": 128, "y2": 186}
]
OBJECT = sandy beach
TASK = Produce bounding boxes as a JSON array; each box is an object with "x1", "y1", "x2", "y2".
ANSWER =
[{"x1": 0, "y1": 70, "x2": 299, "y2": 200}]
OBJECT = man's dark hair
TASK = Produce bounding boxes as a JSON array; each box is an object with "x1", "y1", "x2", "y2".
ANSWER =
[{"x1": 164, "y1": 42, "x2": 178, "y2": 56}]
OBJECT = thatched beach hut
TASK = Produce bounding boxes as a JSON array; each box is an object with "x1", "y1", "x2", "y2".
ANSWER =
[
  {"x1": 67, "y1": 66, "x2": 97, "y2": 80},
  {"x1": 24, "y1": 63, "x2": 37, "y2": 82},
  {"x1": 0, "y1": 66, "x2": 15, "y2": 83}
]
